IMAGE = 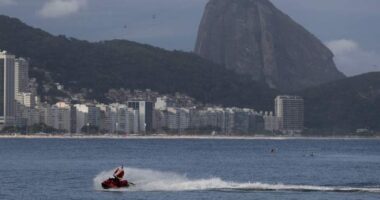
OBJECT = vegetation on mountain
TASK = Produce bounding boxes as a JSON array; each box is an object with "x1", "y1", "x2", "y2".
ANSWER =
[
  {"x1": 300, "y1": 72, "x2": 380, "y2": 132},
  {"x1": 0, "y1": 15, "x2": 276, "y2": 111}
]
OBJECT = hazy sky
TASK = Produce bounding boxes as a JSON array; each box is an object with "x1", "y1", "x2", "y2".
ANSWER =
[{"x1": 0, "y1": 0, "x2": 379, "y2": 76}]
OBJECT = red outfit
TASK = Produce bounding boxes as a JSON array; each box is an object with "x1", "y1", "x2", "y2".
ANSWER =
[{"x1": 113, "y1": 167, "x2": 125, "y2": 179}]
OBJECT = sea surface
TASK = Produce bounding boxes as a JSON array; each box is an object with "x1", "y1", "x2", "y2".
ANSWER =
[{"x1": 0, "y1": 138, "x2": 379, "y2": 200}]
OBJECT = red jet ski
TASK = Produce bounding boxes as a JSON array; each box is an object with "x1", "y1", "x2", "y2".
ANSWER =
[
  {"x1": 102, "y1": 166, "x2": 134, "y2": 189},
  {"x1": 101, "y1": 178, "x2": 132, "y2": 189}
]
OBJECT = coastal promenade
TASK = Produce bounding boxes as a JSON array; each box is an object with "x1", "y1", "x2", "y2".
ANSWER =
[{"x1": 1, "y1": 134, "x2": 378, "y2": 140}]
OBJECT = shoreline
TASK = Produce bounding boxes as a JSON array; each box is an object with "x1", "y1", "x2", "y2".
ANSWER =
[{"x1": 0, "y1": 134, "x2": 379, "y2": 140}]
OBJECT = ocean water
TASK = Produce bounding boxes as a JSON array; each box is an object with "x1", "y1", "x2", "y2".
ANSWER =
[{"x1": 0, "y1": 138, "x2": 379, "y2": 200}]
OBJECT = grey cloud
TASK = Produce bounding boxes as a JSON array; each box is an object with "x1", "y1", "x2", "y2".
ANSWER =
[
  {"x1": 38, "y1": 0, "x2": 87, "y2": 18},
  {"x1": 0, "y1": 0, "x2": 16, "y2": 6},
  {"x1": 326, "y1": 39, "x2": 380, "y2": 76}
]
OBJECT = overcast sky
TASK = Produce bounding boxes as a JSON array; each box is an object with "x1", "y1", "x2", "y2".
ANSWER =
[{"x1": 0, "y1": 0, "x2": 379, "y2": 76}]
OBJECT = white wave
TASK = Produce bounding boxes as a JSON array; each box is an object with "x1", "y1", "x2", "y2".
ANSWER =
[{"x1": 94, "y1": 168, "x2": 380, "y2": 193}]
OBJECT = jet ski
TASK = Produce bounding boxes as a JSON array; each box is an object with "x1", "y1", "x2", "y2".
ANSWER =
[{"x1": 101, "y1": 178, "x2": 133, "y2": 189}]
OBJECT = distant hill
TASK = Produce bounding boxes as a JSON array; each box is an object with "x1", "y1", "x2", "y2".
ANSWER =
[
  {"x1": 300, "y1": 72, "x2": 380, "y2": 132},
  {"x1": 195, "y1": 0, "x2": 345, "y2": 91},
  {"x1": 0, "y1": 15, "x2": 277, "y2": 110}
]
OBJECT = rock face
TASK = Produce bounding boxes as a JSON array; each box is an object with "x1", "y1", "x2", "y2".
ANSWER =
[{"x1": 195, "y1": 0, "x2": 345, "y2": 91}]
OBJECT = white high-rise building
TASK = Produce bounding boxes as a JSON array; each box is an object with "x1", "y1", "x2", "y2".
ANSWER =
[
  {"x1": 52, "y1": 102, "x2": 71, "y2": 131},
  {"x1": 14, "y1": 58, "x2": 29, "y2": 94},
  {"x1": 167, "y1": 107, "x2": 190, "y2": 132},
  {"x1": 275, "y1": 95, "x2": 304, "y2": 133},
  {"x1": 111, "y1": 104, "x2": 139, "y2": 134},
  {"x1": 73, "y1": 104, "x2": 103, "y2": 133},
  {"x1": 96, "y1": 104, "x2": 108, "y2": 132},
  {"x1": 115, "y1": 104, "x2": 128, "y2": 133},
  {"x1": 87, "y1": 105, "x2": 101, "y2": 127},
  {"x1": 41, "y1": 102, "x2": 71, "y2": 132},
  {"x1": 126, "y1": 108, "x2": 139, "y2": 134},
  {"x1": 128, "y1": 101, "x2": 153, "y2": 133},
  {"x1": 16, "y1": 92, "x2": 35, "y2": 108},
  {"x1": 26, "y1": 108, "x2": 40, "y2": 126},
  {"x1": 105, "y1": 104, "x2": 118, "y2": 133},
  {"x1": 74, "y1": 104, "x2": 89, "y2": 133},
  {"x1": 224, "y1": 109, "x2": 235, "y2": 134},
  {"x1": 167, "y1": 108, "x2": 179, "y2": 130},
  {"x1": 263, "y1": 112, "x2": 280, "y2": 132},
  {"x1": 0, "y1": 51, "x2": 16, "y2": 127},
  {"x1": 13, "y1": 57, "x2": 39, "y2": 128},
  {"x1": 14, "y1": 57, "x2": 33, "y2": 107}
]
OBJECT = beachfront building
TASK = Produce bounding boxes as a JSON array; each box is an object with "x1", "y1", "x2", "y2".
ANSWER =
[
  {"x1": 127, "y1": 101, "x2": 153, "y2": 133},
  {"x1": 166, "y1": 107, "x2": 190, "y2": 132},
  {"x1": 13, "y1": 57, "x2": 41, "y2": 128},
  {"x1": 72, "y1": 104, "x2": 102, "y2": 133},
  {"x1": 275, "y1": 95, "x2": 304, "y2": 133},
  {"x1": 103, "y1": 104, "x2": 118, "y2": 133},
  {"x1": 52, "y1": 102, "x2": 71, "y2": 131},
  {"x1": 126, "y1": 108, "x2": 139, "y2": 133},
  {"x1": 74, "y1": 104, "x2": 89, "y2": 133},
  {"x1": 115, "y1": 104, "x2": 127, "y2": 133},
  {"x1": 40, "y1": 102, "x2": 71, "y2": 132},
  {"x1": 87, "y1": 105, "x2": 101, "y2": 128},
  {"x1": 95, "y1": 104, "x2": 108, "y2": 132},
  {"x1": 153, "y1": 109, "x2": 166, "y2": 131},
  {"x1": 227, "y1": 108, "x2": 264, "y2": 134},
  {"x1": 263, "y1": 112, "x2": 281, "y2": 132},
  {"x1": 105, "y1": 103, "x2": 139, "y2": 134},
  {"x1": 0, "y1": 51, "x2": 16, "y2": 128},
  {"x1": 223, "y1": 109, "x2": 235, "y2": 134},
  {"x1": 14, "y1": 57, "x2": 29, "y2": 94}
]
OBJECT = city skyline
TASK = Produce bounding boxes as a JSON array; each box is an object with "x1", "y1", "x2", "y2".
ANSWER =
[{"x1": 0, "y1": 50, "x2": 301, "y2": 134}]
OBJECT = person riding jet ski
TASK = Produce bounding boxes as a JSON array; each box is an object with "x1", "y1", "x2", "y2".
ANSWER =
[
  {"x1": 101, "y1": 166, "x2": 133, "y2": 189},
  {"x1": 113, "y1": 166, "x2": 125, "y2": 183}
]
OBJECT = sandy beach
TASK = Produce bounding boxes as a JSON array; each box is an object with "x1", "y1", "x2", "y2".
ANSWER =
[{"x1": 0, "y1": 134, "x2": 378, "y2": 140}]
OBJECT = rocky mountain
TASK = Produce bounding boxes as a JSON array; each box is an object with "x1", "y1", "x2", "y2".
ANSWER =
[
  {"x1": 300, "y1": 72, "x2": 380, "y2": 132},
  {"x1": 195, "y1": 0, "x2": 345, "y2": 91},
  {"x1": 0, "y1": 15, "x2": 277, "y2": 110}
]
